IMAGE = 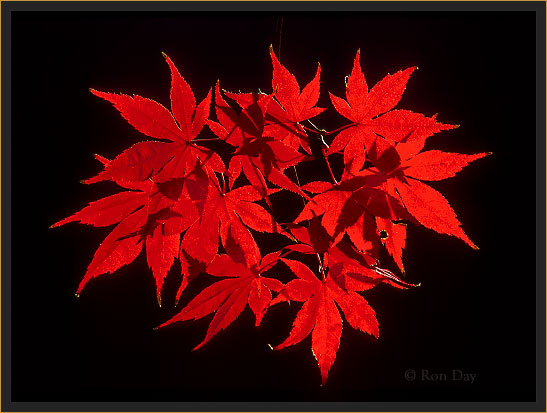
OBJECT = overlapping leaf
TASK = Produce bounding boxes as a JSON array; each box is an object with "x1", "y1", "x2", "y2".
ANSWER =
[
  {"x1": 159, "y1": 245, "x2": 285, "y2": 349},
  {"x1": 295, "y1": 168, "x2": 411, "y2": 248},
  {"x1": 181, "y1": 176, "x2": 279, "y2": 267},
  {"x1": 207, "y1": 83, "x2": 309, "y2": 200},
  {"x1": 85, "y1": 53, "x2": 224, "y2": 185},
  {"x1": 328, "y1": 50, "x2": 455, "y2": 175},
  {"x1": 265, "y1": 47, "x2": 326, "y2": 153},
  {"x1": 275, "y1": 258, "x2": 379, "y2": 385},
  {"x1": 366, "y1": 134, "x2": 489, "y2": 249},
  {"x1": 52, "y1": 159, "x2": 199, "y2": 302}
]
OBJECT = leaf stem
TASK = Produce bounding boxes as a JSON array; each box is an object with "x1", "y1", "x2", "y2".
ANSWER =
[
  {"x1": 192, "y1": 137, "x2": 221, "y2": 142},
  {"x1": 322, "y1": 147, "x2": 338, "y2": 185},
  {"x1": 302, "y1": 121, "x2": 356, "y2": 137},
  {"x1": 323, "y1": 123, "x2": 357, "y2": 136},
  {"x1": 221, "y1": 173, "x2": 226, "y2": 194},
  {"x1": 292, "y1": 165, "x2": 306, "y2": 207},
  {"x1": 316, "y1": 253, "x2": 326, "y2": 281},
  {"x1": 300, "y1": 124, "x2": 321, "y2": 134},
  {"x1": 303, "y1": 120, "x2": 330, "y2": 149}
]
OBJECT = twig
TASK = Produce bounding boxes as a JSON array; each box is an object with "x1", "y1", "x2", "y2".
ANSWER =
[{"x1": 322, "y1": 147, "x2": 338, "y2": 185}]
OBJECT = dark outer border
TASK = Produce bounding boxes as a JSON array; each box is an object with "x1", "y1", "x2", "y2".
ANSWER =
[{"x1": 1, "y1": 1, "x2": 545, "y2": 412}]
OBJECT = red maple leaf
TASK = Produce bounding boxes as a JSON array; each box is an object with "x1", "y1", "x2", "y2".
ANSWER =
[
  {"x1": 327, "y1": 50, "x2": 455, "y2": 175},
  {"x1": 52, "y1": 165, "x2": 199, "y2": 302},
  {"x1": 207, "y1": 83, "x2": 310, "y2": 200},
  {"x1": 324, "y1": 240, "x2": 417, "y2": 291},
  {"x1": 274, "y1": 258, "x2": 379, "y2": 385},
  {"x1": 158, "y1": 248, "x2": 285, "y2": 349},
  {"x1": 180, "y1": 173, "x2": 280, "y2": 268},
  {"x1": 281, "y1": 219, "x2": 413, "y2": 290},
  {"x1": 265, "y1": 47, "x2": 326, "y2": 153},
  {"x1": 365, "y1": 135, "x2": 490, "y2": 249},
  {"x1": 85, "y1": 53, "x2": 224, "y2": 185},
  {"x1": 295, "y1": 169, "x2": 411, "y2": 250}
]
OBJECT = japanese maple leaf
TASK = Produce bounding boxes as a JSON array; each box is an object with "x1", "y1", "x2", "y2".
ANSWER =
[
  {"x1": 264, "y1": 47, "x2": 326, "y2": 153},
  {"x1": 52, "y1": 183, "x2": 184, "y2": 301},
  {"x1": 328, "y1": 50, "x2": 455, "y2": 174},
  {"x1": 158, "y1": 248, "x2": 284, "y2": 349},
  {"x1": 295, "y1": 171, "x2": 411, "y2": 251},
  {"x1": 52, "y1": 157, "x2": 203, "y2": 303},
  {"x1": 180, "y1": 174, "x2": 279, "y2": 268},
  {"x1": 281, "y1": 220, "x2": 412, "y2": 290},
  {"x1": 85, "y1": 53, "x2": 224, "y2": 185},
  {"x1": 275, "y1": 258, "x2": 378, "y2": 385},
  {"x1": 324, "y1": 240, "x2": 417, "y2": 291},
  {"x1": 207, "y1": 83, "x2": 310, "y2": 200},
  {"x1": 365, "y1": 135, "x2": 490, "y2": 249}
]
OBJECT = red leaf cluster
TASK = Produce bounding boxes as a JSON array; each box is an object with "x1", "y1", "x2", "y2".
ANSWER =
[{"x1": 53, "y1": 49, "x2": 488, "y2": 384}]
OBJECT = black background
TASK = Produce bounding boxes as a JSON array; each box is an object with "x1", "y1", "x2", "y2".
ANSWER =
[{"x1": 9, "y1": 7, "x2": 538, "y2": 405}]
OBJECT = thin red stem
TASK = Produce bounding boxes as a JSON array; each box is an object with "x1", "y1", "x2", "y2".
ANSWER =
[
  {"x1": 292, "y1": 165, "x2": 306, "y2": 207},
  {"x1": 301, "y1": 124, "x2": 321, "y2": 134},
  {"x1": 322, "y1": 147, "x2": 338, "y2": 185},
  {"x1": 323, "y1": 123, "x2": 357, "y2": 136},
  {"x1": 316, "y1": 253, "x2": 326, "y2": 281},
  {"x1": 192, "y1": 137, "x2": 221, "y2": 142},
  {"x1": 301, "y1": 122, "x2": 356, "y2": 136},
  {"x1": 221, "y1": 173, "x2": 226, "y2": 194}
]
